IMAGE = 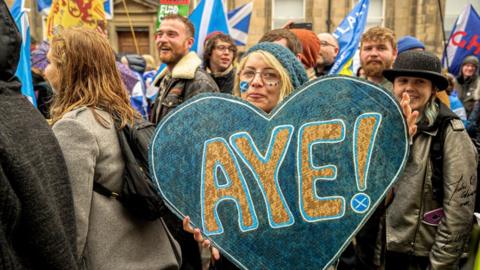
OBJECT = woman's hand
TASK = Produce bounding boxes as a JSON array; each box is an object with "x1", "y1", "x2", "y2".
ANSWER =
[
  {"x1": 182, "y1": 216, "x2": 220, "y2": 260},
  {"x1": 400, "y1": 92, "x2": 419, "y2": 138}
]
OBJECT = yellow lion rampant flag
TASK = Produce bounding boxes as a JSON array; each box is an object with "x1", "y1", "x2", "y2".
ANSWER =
[{"x1": 46, "y1": 0, "x2": 106, "y2": 40}]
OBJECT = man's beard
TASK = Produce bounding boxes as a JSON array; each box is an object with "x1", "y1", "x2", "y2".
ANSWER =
[
  {"x1": 363, "y1": 59, "x2": 392, "y2": 78},
  {"x1": 160, "y1": 51, "x2": 184, "y2": 66},
  {"x1": 158, "y1": 43, "x2": 187, "y2": 66},
  {"x1": 317, "y1": 55, "x2": 333, "y2": 67}
]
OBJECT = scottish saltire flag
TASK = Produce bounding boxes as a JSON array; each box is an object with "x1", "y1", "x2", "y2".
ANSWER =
[
  {"x1": 130, "y1": 72, "x2": 149, "y2": 119},
  {"x1": 443, "y1": 5, "x2": 480, "y2": 77},
  {"x1": 189, "y1": 0, "x2": 230, "y2": 57},
  {"x1": 227, "y1": 2, "x2": 253, "y2": 46},
  {"x1": 329, "y1": 0, "x2": 369, "y2": 75},
  {"x1": 10, "y1": 0, "x2": 37, "y2": 106}
]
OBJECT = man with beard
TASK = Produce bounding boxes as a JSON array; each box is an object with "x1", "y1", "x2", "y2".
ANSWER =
[
  {"x1": 339, "y1": 27, "x2": 397, "y2": 270},
  {"x1": 150, "y1": 14, "x2": 219, "y2": 124},
  {"x1": 203, "y1": 32, "x2": 237, "y2": 94},
  {"x1": 315, "y1": 32, "x2": 339, "y2": 76},
  {"x1": 359, "y1": 26, "x2": 398, "y2": 92},
  {"x1": 149, "y1": 14, "x2": 218, "y2": 270}
]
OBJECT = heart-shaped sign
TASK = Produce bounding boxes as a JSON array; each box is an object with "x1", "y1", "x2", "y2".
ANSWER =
[{"x1": 149, "y1": 76, "x2": 408, "y2": 270}]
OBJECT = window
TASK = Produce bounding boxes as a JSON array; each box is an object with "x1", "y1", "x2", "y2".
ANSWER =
[
  {"x1": 444, "y1": 0, "x2": 480, "y2": 37},
  {"x1": 272, "y1": 0, "x2": 305, "y2": 29},
  {"x1": 366, "y1": 0, "x2": 384, "y2": 28},
  {"x1": 350, "y1": 0, "x2": 384, "y2": 28}
]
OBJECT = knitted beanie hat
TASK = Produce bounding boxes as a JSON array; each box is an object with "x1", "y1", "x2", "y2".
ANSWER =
[
  {"x1": 462, "y1": 55, "x2": 479, "y2": 69},
  {"x1": 397, "y1": 35, "x2": 425, "y2": 54},
  {"x1": 290, "y1": 29, "x2": 321, "y2": 69},
  {"x1": 246, "y1": 42, "x2": 308, "y2": 89}
]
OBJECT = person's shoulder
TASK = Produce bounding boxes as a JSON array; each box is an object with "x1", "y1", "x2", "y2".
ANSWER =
[
  {"x1": 194, "y1": 67, "x2": 215, "y2": 81},
  {"x1": 448, "y1": 118, "x2": 465, "y2": 132},
  {"x1": 61, "y1": 106, "x2": 89, "y2": 119},
  {"x1": 55, "y1": 107, "x2": 112, "y2": 132},
  {"x1": 192, "y1": 68, "x2": 219, "y2": 92}
]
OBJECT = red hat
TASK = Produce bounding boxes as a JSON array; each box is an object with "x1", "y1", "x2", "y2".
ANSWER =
[{"x1": 204, "y1": 31, "x2": 224, "y2": 45}]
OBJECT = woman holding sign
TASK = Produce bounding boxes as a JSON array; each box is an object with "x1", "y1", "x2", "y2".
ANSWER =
[
  {"x1": 185, "y1": 42, "x2": 308, "y2": 269},
  {"x1": 183, "y1": 42, "x2": 419, "y2": 269}
]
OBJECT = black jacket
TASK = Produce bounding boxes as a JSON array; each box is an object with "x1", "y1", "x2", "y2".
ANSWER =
[
  {"x1": 209, "y1": 67, "x2": 235, "y2": 95},
  {"x1": 149, "y1": 52, "x2": 219, "y2": 124},
  {"x1": 0, "y1": 2, "x2": 78, "y2": 269}
]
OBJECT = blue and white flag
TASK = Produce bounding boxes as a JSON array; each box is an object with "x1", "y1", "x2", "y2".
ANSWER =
[
  {"x1": 10, "y1": 0, "x2": 37, "y2": 106},
  {"x1": 104, "y1": 0, "x2": 113, "y2": 19},
  {"x1": 329, "y1": 0, "x2": 369, "y2": 75},
  {"x1": 227, "y1": 2, "x2": 253, "y2": 46},
  {"x1": 37, "y1": 0, "x2": 52, "y2": 14},
  {"x1": 442, "y1": 4, "x2": 480, "y2": 77},
  {"x1": 188, "y1": 0, "x2": 230, "y2": 57},
  {"x1": 130, "y1": 72, "x2": 149, "y2": 119}
]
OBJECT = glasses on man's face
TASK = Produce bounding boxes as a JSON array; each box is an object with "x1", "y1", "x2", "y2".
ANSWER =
[
  {"x1": 319, "y1": 40, "x2": 337, "y2": 48},
  {"x1": 239, "y1": 69, "x2": 280, "y2": 85},
  {"x1": 215, "y1": 45, "x2": 236, "y2": 53}
]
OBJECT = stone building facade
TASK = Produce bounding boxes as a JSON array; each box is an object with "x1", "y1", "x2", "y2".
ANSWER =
[{"x1": 8, "y1": 0, "x2": 480, "y2": 58}]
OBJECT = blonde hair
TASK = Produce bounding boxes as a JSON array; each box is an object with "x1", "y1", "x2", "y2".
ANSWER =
[
  {"x1": 233, "y1": 51, "x2": 293, "y2": 103},
  {"x1": 142, "y1": 54, "x2": 157, "y2": 71},
  {"x1": 49, "y1": 27, "x2": 136, "y2": 128}
]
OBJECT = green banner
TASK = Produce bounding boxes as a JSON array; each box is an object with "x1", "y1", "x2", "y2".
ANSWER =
[{"x1": 156, "y1": 4, "x2": 190, "y2": 30}]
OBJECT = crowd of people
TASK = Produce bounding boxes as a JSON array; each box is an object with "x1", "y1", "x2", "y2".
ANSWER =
[{"x1": 2, "y1": 0, "x2": 480, "y2": 268}]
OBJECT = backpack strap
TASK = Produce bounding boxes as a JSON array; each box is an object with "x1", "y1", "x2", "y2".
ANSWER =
[
  {"x1": 93, "y1": 181, "x2": 120, "y2": 199},
  {"x1": 430, "y1": 116, "x2": 462, "y2": 204},
  {"x1": 92, "y1": 117, "x2": 126, "y2": 200},
  {"x1": 430, "y1": 122, "x2": 446, "y2": 204}
]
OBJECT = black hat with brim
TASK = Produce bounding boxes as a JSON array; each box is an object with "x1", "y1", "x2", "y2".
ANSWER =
[{"x1": 383, "y1": 51, "x2": 449, "y2": 91}]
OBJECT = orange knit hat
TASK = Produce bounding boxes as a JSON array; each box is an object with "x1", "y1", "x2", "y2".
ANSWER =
[{"x1": 290, "y1": 29, "x2": 321, "y2": 69}]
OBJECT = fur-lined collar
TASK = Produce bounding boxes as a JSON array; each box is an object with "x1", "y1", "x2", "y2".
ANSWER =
[{"x1": 158, "y1": 52, "x2": 202, "y2": 80}]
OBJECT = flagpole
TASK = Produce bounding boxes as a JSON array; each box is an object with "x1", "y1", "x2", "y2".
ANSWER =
[
  {"x1": 121, "y1": 0, "x2": 140, "y2": 55},
  {"x1": 326, "y1": 0, "x2": 332, "y2": 32},
  {"x1": 437, "y1": 0, "x2": 449, "y2": 68}
]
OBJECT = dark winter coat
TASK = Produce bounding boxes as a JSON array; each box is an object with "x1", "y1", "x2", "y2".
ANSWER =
[
  {"x1": 208, "y1": 66, "x2": 235, "y2": 95},
  {"x1": 149, "y1": 52, "x2": 219, "y2": 124},
  {"x1": 0, "y1": 2, "x2": 78, "y2": 268}
]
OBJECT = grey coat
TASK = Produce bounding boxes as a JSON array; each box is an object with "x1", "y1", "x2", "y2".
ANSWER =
[
  {"x1": 386, "y1": 116, "x2": 477, "y2": 269},
  {"x1": 53, "y1": 107, "x2": 181, "y2": 270}
]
